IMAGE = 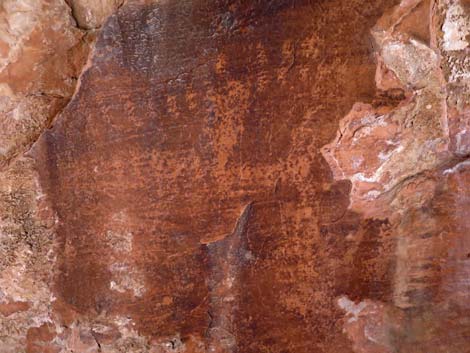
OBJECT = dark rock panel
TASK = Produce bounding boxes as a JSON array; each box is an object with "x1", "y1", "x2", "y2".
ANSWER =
[
  {"x1": 1, "y1": 0, "x2": 467, "y2": 352},
  {"x1": 31, "y1": 0, "x2": 399, "y2": 351}
]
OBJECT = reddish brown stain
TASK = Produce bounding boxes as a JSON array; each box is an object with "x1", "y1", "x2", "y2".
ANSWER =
[
  {"x1": 26, "y1": 324, "x2": 60, "y2": 353},
  {"x1": 0, "y1": 301, "x2": 30, "y2": 317}
]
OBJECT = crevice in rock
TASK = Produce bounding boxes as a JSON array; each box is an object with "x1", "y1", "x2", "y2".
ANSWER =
[
  {"x1": 6, "y1": 44, "x2": 95, "y2": 172},
  {"x1": 20, "y1": 1, "x2": 127, "y2": 169}
]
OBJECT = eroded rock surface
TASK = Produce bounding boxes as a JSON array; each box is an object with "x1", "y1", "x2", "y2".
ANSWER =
[
  {"x1": 322, "y1": 0, "x2": 470, "y2": 352},
  {"x1": 0, "y1": 0, "x2": 92, "y2": 168},
  {"x1": 1, "y1": 0, "x2": 470, "y2": 352},
  {"x1": 0, "y1": 1, "x2": 115, "y2": 352},
  {"x1": 68, "y1": 0, "x2": 124, "y2": 29},
  {"x1": 30, "y1": 0, "x2": 398, "y2": 351}
]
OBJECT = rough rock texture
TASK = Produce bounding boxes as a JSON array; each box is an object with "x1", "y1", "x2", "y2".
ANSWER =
[
  {"x1": 0, "y1": 1, "x2": 105, "y2": 352},
  {"x1": 322, "y1": 0, "x2": 470, "y2": 351},
  {"x1": 1, "y1": 0, "x2": 470, "y2": 352},
  {"x1": 67, "y1": 0, "x2": 124, "y2": 29},
  {"x1": 0, "y1": 0, "x2": 92, "y2": 167},
  {"x1": 0, "y1": 1, "x2": 92, "y2": 352}
]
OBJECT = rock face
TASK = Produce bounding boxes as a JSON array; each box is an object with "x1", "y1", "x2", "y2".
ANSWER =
[
  {"x1": 0, "y1": 0, "x2": 91, "y2": 167},
  {"x1": 67, "y1": 0, "x2": 124, "y2": 29},
  {"x1": 322, "y1": 0, "x2": 470, "y2": 351},
  {"x1": 1, "y1": 0, "x2": 470, "y2": 352}
]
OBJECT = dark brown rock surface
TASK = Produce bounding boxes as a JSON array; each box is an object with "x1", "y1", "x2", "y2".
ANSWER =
[
  {"x1": 32, "y1": 0, "x2": 398, "y2": 351},
  {"x1": 1, "y1": 0, "x2": 470, "y2": 352}
]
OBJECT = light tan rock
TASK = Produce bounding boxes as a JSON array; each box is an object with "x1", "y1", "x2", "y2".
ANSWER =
[
  {"x1": 69, "y1": 0, "x2": 124, "y2": 29},
  {"x1": 0, "y1": 0, "x2": 91, "y2": 167},
  {"x1": 0, "y1": 1, "x2": 93, "y2": 352},
  {"x1": 322, "y1": 0, "x2": 450, "y2": 216}
]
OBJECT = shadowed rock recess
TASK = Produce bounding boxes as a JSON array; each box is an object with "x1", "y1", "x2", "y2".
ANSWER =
[{"x1": 1, "y1": 0, "x2": 470, "y2": 352}]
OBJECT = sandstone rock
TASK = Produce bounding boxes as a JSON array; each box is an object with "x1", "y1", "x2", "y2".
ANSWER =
[
  {"x1": 0, "y1": 1, "x2": 93, "y2": 352},
  {"x1": 323, "y1": 0, "x2": 470, "y2": 351},
  {"x1": 0, "y1": 0, "x2": 91, "y2": 167},
  {"x1": 1, "y1": 0, "x2": 470, "y2": 352},
  {"x1": 322, "y1": 0, "x2": 449, "y2": 215},
  {"x1": 68, "y1": 0, "x2": 124, "y2": 29},
  {"x1": 30, "y1": 0, "x2": 399, "y2": 352},
  {"x1": 0, "y1": 301, "x2": 30, "y2": 317}
]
